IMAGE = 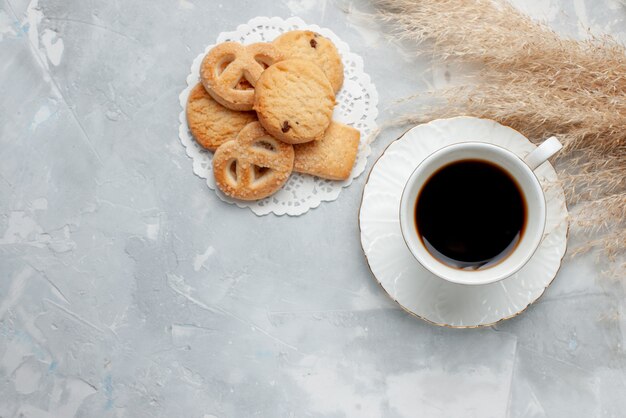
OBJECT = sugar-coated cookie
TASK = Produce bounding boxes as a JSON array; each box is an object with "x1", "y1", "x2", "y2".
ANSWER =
[
  {"x1": 253, "y1": 59, "x2": 335, "y2": 144},
  {"x1": 293, "y1": 122, "x2": 360, "y2": 180},
  {"x1": 273, "y1": 30, "x2": 344, "y2": 93},
  {"x1": 201, "y1": 42, "x2": 283, "y2": 111},
  {"x1": 186, "y1": 83, "x2": 257, "y2": 151},
  {"x1": 212, "y1": 122, "x2": 294, "y2": 200}
]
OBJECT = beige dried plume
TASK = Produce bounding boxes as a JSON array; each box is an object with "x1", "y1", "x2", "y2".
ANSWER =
[{"x1": 373, "y1": 0, "x2": 626, "y2": 267}]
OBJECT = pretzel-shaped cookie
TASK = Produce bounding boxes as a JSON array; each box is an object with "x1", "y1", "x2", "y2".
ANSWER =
[
  {"x1": 201, "y1": 42, "x2": 283, "y2": 111},
  {"x1": 213, "y1": 122, "x2": 294, "y2": 200}
]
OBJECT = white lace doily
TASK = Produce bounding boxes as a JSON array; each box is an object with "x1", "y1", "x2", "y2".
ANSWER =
[{"x1": 178, "y1": 16, "x2": 379, "y2": 216}]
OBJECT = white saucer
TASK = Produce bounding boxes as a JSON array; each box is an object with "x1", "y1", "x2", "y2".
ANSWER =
[{"x1": 359, "y1": 117, "x2": 568, "y2": 328}]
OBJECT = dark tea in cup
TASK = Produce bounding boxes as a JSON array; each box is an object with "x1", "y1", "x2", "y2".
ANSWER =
[{"x1": 414, "y1": 159, "x2": 526, "y2": 270}]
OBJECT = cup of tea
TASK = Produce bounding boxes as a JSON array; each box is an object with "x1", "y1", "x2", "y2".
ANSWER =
[{"x1": 399, "y1": 137, "x2": 562, "y2": 285}]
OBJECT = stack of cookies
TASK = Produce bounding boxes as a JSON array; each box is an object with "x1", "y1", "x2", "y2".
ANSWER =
[{"x1": 186, "y1": 30, "x2": 361, "y2": 201}]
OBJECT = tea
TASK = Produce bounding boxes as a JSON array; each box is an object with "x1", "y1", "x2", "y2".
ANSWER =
[{"x1": 415, "y1": 159, "x2": 526, "y2": 270}]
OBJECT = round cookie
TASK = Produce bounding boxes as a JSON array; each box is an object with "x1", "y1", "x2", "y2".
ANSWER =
[
  {"x1": 200, "y1": 42, "x2": 283, "y2": 111},
  {"x1": 273, "y1": 30, "x2": 344, "y2": 93},
  {"x1": 186, "y1": 83, "x2": 257, "y2": 151},
  {"x1": 253, "y1": 59, "x2": 335, "y2": 144},
  {"x1": 212, "y1": 122, "x2": 294, "y2": 201}
]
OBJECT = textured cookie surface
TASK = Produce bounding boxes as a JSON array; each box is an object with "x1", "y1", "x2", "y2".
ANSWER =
[
  {"x1": 201, "y1": 42, "x2": 283, "y2": 111},
  {"x1": 254, "y1": 59, "x2": 335, "y2": 144},
  {"x1": 273, "y1": 30, "x2": 344, "y2": 93},
  {"x1": 212, "y1": 122, "x2": 294, "y2": 200},
  {"x1": 186, "y1": 83, "x2": 257, "y2": 151},
  {"x1": 294, "y1": 122, "x2": 360, "y2": 180}
]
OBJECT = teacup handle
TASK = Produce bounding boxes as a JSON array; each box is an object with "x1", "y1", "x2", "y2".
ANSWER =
[{"x1": 524, "y1": 136, "x2": 563, "y2": 171}]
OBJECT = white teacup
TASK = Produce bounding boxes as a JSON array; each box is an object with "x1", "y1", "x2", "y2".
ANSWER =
[{"x1": 399, "y1": 137, "x2": 562, "y2": 285}]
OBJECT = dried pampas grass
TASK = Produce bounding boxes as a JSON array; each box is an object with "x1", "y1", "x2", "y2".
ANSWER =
[{"x1": 373, "y1": 0, "x2": 625, "y2": 267}]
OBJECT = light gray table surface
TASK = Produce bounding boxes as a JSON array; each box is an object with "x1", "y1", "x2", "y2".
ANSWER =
[{"x1": 1, "y1": 0, "x2": 625, "y2": 417}]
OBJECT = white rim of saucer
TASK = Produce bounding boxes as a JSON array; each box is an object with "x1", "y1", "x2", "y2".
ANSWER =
[{"x1": 358, "y1": 117, "x2": 569, "y2": 328}]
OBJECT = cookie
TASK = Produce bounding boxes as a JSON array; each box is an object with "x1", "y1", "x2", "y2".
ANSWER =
[
  {"x1": 186, "y1": 83, "x2": 257, "y2": 151},
  {"x1": 200, "y1": 42, "x2": 283, "y2": 111},
  {"x1": 294, "y1": 122, "x2": 360, "y2": 180},
  {"x1": 253, "y1": 59, "x2": 335, "y2": 144},
  {"x1": 212, "y1": 122, "x2": 294, "y2": 200},
  {"x1": 273, "y1": 30, "x2": 344, "y2": 93}
]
